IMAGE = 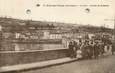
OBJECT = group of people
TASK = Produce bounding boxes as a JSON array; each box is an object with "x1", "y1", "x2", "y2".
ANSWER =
[{"x1": 68, "y1": 39, "x2": 114, "y2": 59}]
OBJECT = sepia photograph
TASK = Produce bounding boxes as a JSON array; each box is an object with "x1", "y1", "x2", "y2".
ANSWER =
[{"x1": 0, "y1": 0, "x2": 115, "y2": 73}]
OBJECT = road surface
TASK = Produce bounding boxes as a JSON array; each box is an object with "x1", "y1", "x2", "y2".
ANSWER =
[{"x1": 21, "y1": 55, "x2": 115, "y2": 73}]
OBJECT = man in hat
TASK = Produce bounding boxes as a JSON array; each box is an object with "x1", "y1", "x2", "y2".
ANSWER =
[
  {"x1": 94, "y1": 41, "x2": 100, "y2": 59},
  {"x1": 68, "y1": 41, "x2": 74, "y2": 58}
]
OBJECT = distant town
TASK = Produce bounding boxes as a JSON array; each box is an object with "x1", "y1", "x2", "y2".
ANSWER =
[{"x1": 0, "y1": 17, "x2": 114, "y2": 51}]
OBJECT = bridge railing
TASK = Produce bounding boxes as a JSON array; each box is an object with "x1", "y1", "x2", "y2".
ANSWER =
[{"x1": 0, "y1": 49, "x2": 69, "y2": 67}]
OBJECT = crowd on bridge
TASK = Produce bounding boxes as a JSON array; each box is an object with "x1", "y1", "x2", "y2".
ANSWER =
[{"x1": 68, "y1": 39, "x2": 115, "y2": 59}]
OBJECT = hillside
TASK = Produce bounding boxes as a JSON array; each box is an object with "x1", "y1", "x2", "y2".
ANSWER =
[{"x1": 0, "y1": 17, "x2": 113, "y2": 34}]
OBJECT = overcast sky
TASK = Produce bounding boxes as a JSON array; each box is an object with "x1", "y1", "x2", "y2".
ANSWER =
[{"x1": 0, "y1": 0, "x2": 115, "y2": 28}]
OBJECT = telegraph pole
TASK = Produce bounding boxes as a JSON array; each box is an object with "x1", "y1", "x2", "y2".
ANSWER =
[
  {"x1": 0, "y1": 25, "x2": 2, "y2": 51},
  {"x1": 104, "y1": 16, "x2": 115, "y2": 43},
  {"x1": 113, "y1": 16, "x2": 115, "y2": 45}
]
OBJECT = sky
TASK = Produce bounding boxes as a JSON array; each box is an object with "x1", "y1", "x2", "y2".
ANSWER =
[{"x1": 0, "y1": 0, "x2": 115, "y2": 28}]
